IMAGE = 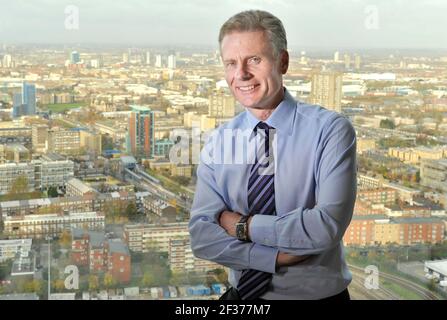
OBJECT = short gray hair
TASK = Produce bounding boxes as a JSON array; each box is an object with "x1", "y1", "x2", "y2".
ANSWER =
[{"x1": 218, "y1": 10, "x2": 287, "y2": 57}]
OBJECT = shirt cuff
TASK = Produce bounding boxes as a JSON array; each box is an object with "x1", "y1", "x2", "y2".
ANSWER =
[
  {"x1": 249, "y1": 244, "x2": 278, "y2": 274},
  {"x1": 249, "y1": 214, "x2": 277, "y2": 247}
]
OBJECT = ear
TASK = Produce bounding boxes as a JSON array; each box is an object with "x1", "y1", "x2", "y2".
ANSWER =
[{"x1": 280, "y1": 50, "x2": 289, "y2": 74}]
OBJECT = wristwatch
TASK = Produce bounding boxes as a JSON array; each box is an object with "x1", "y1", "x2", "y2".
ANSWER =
[{"x1": 236, "y1": 215, "x2": 250, "y2": 242}]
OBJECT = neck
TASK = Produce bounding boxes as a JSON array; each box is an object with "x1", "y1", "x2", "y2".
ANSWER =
[
  {"x1": 248, "y1": 108, "x2": 275, "y2": 121},
  {"x1": 247, "y1": 87, "x2": 285, "y2": 121}
]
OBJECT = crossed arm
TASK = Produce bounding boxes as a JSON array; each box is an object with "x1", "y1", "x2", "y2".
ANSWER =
[
  {"x1": 189, "y1": 116, "x2": 357, "y2": 273},
  {"x1": 218, "y1": 211, "x2": 309, "y2": 267}
]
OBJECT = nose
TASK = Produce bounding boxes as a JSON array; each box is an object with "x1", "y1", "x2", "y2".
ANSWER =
[{"x1": 235, "y1": 63, "x2": 252, "y2": 81}]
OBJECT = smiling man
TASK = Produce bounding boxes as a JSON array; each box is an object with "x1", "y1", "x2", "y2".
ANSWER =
[{"x1": 189, "y1": 10, "x2": 357, "y2": 300}]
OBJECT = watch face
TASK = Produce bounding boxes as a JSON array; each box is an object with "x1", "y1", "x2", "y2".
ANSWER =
[{"x1": 236, "y1": 223, "x2": 246, "y2": 241}]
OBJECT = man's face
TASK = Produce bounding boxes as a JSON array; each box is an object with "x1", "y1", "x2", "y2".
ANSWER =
[{"x1": 221, "y1": 30, "x2": 289, "y2": 110}]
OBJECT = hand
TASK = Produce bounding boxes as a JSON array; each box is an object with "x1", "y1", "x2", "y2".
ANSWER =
[
  {"x1": 218, "y1": 210, "x2": 242, "y2": 237},
  {"x1": 276, "y1": 252, "x2": 310, "y2": 268}
]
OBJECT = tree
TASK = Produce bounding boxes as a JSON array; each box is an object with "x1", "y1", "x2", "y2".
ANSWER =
[
  {"x1": 47, "y1": 186, "x2": 59, "y2": 198},
  {"x1": 9, "y1": 175, "x2": 29, "y2": 194},
  {"x1": 51, "y1": 241, "x2": 61, "y2": 259},
  {"x1": 0, "y1": 259, "x2": 13, "y2": 280},
  {"x1": 101, "y1": 134, "x2": 114, "y2": 151},
  {"x1": 380, "y1": 119, "x2": 396, "y2": 129},
  {"x1": 19, "y1": 279, "x2": 43, "y2": 294},
  {"x1": 103, "y1": 272, "x2": 116, "y2": 288},
  {"x1": 43, "y1": 267, "x2": 59, "y2": 282},
  {"x1": 146, "y1": 265, "x2": 170, "y2": 286},
  {"x1": 215, "y1": 269, "x2": 228, "y2": 284},
  {"x1": 413, "y1": 171, "x2": 420, "y2": 183},
  {"x1": 142, "y1": 271, "x2": 155, "y2": 287},
  {"x1": 169, "y1": 271, "x2": 188, "y2": 286},
  {"x1": 125, "y1": 202, "x2": 138, "y2": 221},
  {"x1": 347, "y1": 249, "x2": 360, "y2": 260},
  {"x1": 59, "y1": 230, "x2": 72, "y2": 249},
  {"x1": 53, "y1": 279, "x2": 66, "y2": 292},
  {"x1": 171, "y1": 176, "x2": 191, "y2": 186},
  {"x1": 88, "y1": 275, "x2": 99, "y2": 291},
  {"x1": 427, "y1": 278, "x2": 437, "y2": 292}
]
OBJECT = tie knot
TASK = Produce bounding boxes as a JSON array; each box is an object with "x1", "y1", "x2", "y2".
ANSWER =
[
  {"x1": 254, "y1": 121, "x2": 275, "y2": 140},
  {"x1": 256, "y1": 122, "x2": 273, "y2": 131}
]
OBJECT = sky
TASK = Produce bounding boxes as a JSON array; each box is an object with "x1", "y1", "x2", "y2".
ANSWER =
[{"x1": 0, "y1": 0, "x2": 447, "y2": 49}]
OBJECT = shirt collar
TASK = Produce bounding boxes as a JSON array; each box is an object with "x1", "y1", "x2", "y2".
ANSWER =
[{"x1": 244, "y1": 88, "x2": 296, "y2": 135}]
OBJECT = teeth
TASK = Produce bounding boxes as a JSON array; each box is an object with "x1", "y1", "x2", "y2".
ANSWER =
[{"x1": 239, "y1": 85, "x2": 255, "y2": 91}]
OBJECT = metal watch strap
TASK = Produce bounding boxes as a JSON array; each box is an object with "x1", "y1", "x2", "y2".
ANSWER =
[{"x1": 237, "y1": 215, "x2": 250, "y2": 241}]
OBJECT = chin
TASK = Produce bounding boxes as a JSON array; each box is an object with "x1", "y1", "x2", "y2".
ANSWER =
[
  {"x1": 240, "y1": 100, "x2": 259, "y2": 109},
  {"x1": 237, "y1": 96, "x2": 260, "y2": 107}
]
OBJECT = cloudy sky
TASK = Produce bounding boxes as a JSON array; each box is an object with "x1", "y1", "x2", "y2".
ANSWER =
[{"x1": 0, "y1": 0, "x2": 446, "y2": 49}]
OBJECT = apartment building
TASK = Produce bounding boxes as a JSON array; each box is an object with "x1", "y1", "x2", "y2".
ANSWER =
[
  {"x1": 3, "y1": 211, "x2": 105, "y2": 239},
  {"x1": 0, "y1": 158, "x2": 74, "y2": 194},
  {"x1": 123, "y1": 222, "x2": 189, "y2": 253},
  {"x1": 71, "y1": 229, "x2": 131, "y2": 283},
  {"x1": 169, "y1": 238, "x2": 221, "y2": 273}
]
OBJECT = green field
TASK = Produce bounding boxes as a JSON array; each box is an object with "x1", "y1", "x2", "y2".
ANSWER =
[
  {"x1": 43, "y1": 103, "x2": 85, "y2": 113},
  {"x1": 0, "y1": 191, "x2": 45, "y2": 202},
  {"x1": 381, "y1": 280, "x2": 423, "y2": 300},
  {"x1": 52, "y1": 119, "x2": 76, "y2": 128}
]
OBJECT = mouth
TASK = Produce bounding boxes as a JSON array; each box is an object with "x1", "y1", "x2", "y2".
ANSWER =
[{"x1": 236, "y1": 84, "x2": 260, "y2": 94}]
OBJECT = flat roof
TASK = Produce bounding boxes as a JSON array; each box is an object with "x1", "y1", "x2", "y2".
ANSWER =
[
  {"x1": 394, "y1": 217, "x2": 443, "y2": 224},
  {"x1": 72, "y1": 228, "x2": 87, "y2": 239},
  {"x1": 11, "y1": 251, "x2": 35, "y2": 276},
  {"x1": 4, "y1": 211, "x2": 102, "y2": 222},
  {"x1": 49, "y1": 293, "x2": 76, "y2": 300},
  {"x1": 425, "y1": 259, "x2": 447, "y2": 276},
  {"x1": 109, "y1": 239, "x2": 130, "y2": 255},
  {"x1": 67, "y1": 178, "x2": 96, "y2": 193},
  {"x1": 120, "y1": 155, "x2": 136, "y2": 164},
  {"x1": 130, "y1": 105, "x2": 151, "y2": 112},
  {"x1": 41, "y1": 153, "x2": 66, "y2": 161},
  {"x1": 89, "y1": 231, "x2": 106, "y2": 248},
  {"x1": 0, "y1": 239, "x2": 32, "y2": 247},
  {"x1": 352, "y1": 214, "x2": 389, "y2": 220},
  {"x1": 0, "y1": 293, "x2": 39, "y2": 300}
]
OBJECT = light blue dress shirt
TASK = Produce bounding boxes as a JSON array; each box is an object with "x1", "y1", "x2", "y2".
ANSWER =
[{"x1": 189, "y1": 89, "x2": 357, "y2": 299}]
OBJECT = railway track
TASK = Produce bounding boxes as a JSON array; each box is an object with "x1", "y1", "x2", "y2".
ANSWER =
[
  {"x1": 349, "y1": 267, "x2": 399, "y2": 300},
  {"x1": 349, "y1": 264, "x2": 442, "y2": 300}
]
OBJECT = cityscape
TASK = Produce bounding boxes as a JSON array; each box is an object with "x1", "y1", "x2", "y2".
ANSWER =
[{"x1": 1, "y1": 1, "x2": 447, "y2": 301}]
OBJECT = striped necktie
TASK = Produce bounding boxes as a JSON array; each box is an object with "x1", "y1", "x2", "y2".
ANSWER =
[{"x1": 238, "y1": 121, "x2": 276, "y2": 300}]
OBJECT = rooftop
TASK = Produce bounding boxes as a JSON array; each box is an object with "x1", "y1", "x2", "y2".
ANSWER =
[
  {"x1": 130, "y1": 105, "x2": 152, "y2": 112},
  {"x1": 67, "y1": 178, "x2": 97, "y2": 194},
  {"x1": 108, "y1": 239, "x2": 130, "y2": 255},
  {"x1": 11, "y1": 251, "x2": 35, "y2": 276},
  {"x1": 120, "y1": 155, "x2": 137, "y2": 165},
  {"x1": 89, "y1": 231, "x2": 106, "y2": 248},
  {"x1": 0, "y1": 239, "x2": 32, "y2": 247},
  {"x1": 393, "y1": 217, "x2": 444, "y2": 224},
  {"x1": 4, "y1": 211, "x2": 102, "y2": 222},
  {"x1": 352, "y1": 214, "x2": 389, "y2": 220},
  {"x1": 425, "y1": 259, "x2": 447, "y2": 276},
  {"x1": 0, "y1": 293, "x2": 39, "y2": 300},
  {"x1": 72, "y1": 228, "x2": 88, "y2": 239},
  {"x1": 41, "y1": 153, "x2": 66, "y2": 161}
]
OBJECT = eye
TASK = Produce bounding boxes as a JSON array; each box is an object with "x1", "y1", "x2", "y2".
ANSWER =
[
  {"x1": 248, "y1": 56, "x2": 261, "y2": 64},
  {"x1": 225, "y1": 61, "x2": 235, "y2": 69}
]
